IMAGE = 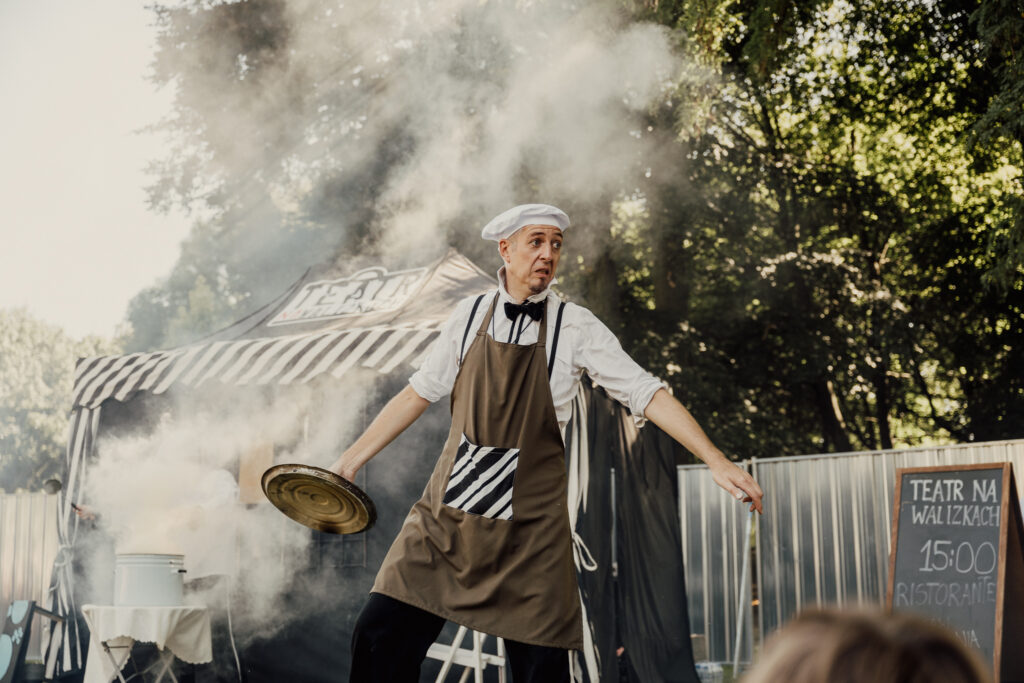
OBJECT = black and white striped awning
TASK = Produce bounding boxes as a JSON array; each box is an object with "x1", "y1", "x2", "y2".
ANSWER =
[{"x1": 71, "y1": 323, "x2": 441, "y2": 409}]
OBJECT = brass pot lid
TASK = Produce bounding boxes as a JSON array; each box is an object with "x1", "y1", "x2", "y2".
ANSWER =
[{"x1": 262, "y1": 464, "x2": 376, "y2": 535}]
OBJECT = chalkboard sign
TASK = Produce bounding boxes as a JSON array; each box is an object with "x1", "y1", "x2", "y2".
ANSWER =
[{"x1": 887, "y1": 462, "x2": 1024, "y2": 681}]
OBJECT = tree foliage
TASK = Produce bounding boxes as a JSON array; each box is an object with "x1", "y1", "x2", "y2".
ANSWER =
[
  {"x1": 0, "y1": 309, "x2": 120, "y2": 491},
  {"x1": 566, "y1": 0, "x2": 1024, "y2": 457},
  {"x1": 131, "y1": 0, "x2": 1023, "y2": 458}
]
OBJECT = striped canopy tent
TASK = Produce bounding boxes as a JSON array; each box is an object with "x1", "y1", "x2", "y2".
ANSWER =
[
  {"x1": 45, "y1": 249, "x2": 496, "y2": 676},
  {"x1": 73, "y1": 248, "x2": 493, "y2": 411}
]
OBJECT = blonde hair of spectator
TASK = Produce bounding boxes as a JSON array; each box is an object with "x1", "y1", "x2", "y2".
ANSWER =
[{"x1": 741, "y1": 608, "x2": 991, "y2": 683}]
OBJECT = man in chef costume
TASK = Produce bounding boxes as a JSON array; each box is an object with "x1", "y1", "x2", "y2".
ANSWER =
[{"x1": 330, "y1": 204, "x2": 763, "y2": 682}]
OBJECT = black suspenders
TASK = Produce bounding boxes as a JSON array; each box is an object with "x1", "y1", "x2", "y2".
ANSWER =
[
  {"x1": 459, "y1": 294, "x2": 486, "y2": 364},
  {"x1": 459, "y1": 294, "x2": 567, "y2": 379},
  {"x1": 548, "y1": 302, "x2": 566, "y2": 378}
]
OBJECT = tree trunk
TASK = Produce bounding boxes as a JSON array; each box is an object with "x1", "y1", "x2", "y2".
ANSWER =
[
  {"x1": 813, "y1": 378, "x2": 853, "y2": 452},
  {"x1": 874, "y1": 366, "x2": 893, "y2": 450}
]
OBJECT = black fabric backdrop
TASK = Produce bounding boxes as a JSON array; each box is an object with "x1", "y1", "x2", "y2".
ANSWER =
[{"x1": 573, "y1": 386, "x2": 699, "y2": 683}]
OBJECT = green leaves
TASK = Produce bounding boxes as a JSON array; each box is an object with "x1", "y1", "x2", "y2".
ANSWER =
[
  {"x1": 573, "y1": 0, "x2": 1024, "y2": 457},
  {"x1": 0, "y1": 310, "x2": 120, "y2": 492}
]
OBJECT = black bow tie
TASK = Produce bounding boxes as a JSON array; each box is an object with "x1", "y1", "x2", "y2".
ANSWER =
[{"x1": 504, "y1": 300, "x2": 545, "y2": 322}]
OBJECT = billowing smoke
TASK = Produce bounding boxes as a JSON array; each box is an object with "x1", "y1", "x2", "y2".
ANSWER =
[
  {"x1": 143, "y1": 0, "x2": 703, "y2": 332},
  {"x1": 297, "y1": 0, "x2": 688, "y2": 251},
  {"x1": 358, "y1": 4, "x2": 686, "y2": 255},
  {"x1": 81, "y1": 379, "x2": 372, "y2": 637}
]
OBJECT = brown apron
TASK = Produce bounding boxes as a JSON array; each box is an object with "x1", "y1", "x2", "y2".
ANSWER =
[{"x1": 372, "y1": 293, "x2": 583, "y2": 649}]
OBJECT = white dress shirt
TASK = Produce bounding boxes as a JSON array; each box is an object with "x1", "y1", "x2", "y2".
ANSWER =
[{"x1": 409, "y1": 268, "x2": 667, "y2": 430}]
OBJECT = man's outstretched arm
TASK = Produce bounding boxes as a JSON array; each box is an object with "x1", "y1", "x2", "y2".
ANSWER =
[
  {"x1": 328, "y1": 384, "x2": 431, "y2": 481},
  {"x1": 644, "y1": 388, "x2": 764, "y2": 513}
]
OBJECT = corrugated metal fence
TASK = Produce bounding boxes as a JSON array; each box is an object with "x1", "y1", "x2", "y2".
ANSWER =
[
  {"x1": 678, "y1": 461, "x2": 752, "y2": 665},
  {"x1": 679, "y1": 439, "x2": 1024, "y2": 667},
  {"x1": 0, "y1": 492, "x2": 60, "y2": 662}
]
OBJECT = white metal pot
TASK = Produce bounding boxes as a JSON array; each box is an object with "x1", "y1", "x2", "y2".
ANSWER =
[{"x1": 113, "y1": 554, "x2": 186, "y2": 607}]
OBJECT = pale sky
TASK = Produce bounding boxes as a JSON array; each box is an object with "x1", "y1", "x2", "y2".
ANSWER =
[{"x1": 0, "y1": 2, "x2": 191, "y2": 339}]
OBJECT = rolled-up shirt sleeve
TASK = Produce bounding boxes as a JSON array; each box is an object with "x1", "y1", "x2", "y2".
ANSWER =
[
  {"x1": 572, "y1": 305, "x2": 668, "y2": 427},
  {"x1": 408, "y1": 295, "x2": 476, "y2": 402}
]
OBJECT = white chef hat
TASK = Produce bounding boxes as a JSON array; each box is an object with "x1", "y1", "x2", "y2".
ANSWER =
[{"x1": 480, "y1": 203, "x2": 570, "y2": 241}]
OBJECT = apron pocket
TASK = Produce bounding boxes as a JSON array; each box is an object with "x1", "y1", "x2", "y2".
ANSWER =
[{"x1": 442, "y1": 434, "x2": 519, "y2": 520}]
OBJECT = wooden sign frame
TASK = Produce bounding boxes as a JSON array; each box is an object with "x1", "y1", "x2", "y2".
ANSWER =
[{"x1": 887, "y1": 462, "x2": 1024, "y2": 681}]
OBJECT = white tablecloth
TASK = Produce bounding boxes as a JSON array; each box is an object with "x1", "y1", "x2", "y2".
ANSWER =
[{"x1": 82, "y1": 605, "x2": 212, "y2": 683}]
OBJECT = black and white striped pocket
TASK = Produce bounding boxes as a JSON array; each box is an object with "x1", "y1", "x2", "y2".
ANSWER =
[{"x1": 442, "y1": 434, "x2": 519, "y2": 520}]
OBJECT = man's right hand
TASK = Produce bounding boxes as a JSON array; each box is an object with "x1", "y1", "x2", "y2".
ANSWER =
[{"x1": 327, "y1": 457, "x2": 357, "y2": 482}]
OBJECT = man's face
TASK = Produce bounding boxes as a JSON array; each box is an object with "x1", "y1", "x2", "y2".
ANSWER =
[{"x1": 499, "y1": 224, "x2": 564, "y2": 297}]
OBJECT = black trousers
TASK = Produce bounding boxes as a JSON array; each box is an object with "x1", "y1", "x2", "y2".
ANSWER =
[{"x1": 350, "y1": 592, "x2": 571, "y2": 683}]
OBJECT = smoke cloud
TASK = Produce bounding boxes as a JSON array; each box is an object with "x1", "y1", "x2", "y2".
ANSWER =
[
  {"x1": 147, "y1": 0, "x2": 704, "y2": 315},
  {"x1": 306, "y1": 0, "x2": 685, "y2": 250},
  {"x1": 81, "y1": 379, "x2": 369, "y2": 636}
]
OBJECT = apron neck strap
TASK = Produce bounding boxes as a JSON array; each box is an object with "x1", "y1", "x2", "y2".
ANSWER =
[{"x1": 477, "y1": 293, "x2": 500, "y2": 335}]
